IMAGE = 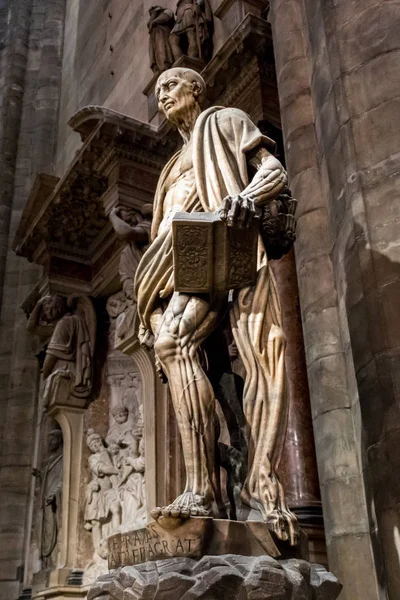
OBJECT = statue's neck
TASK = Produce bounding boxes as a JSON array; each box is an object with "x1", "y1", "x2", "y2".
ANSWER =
[{"x1": 174, "y1": 106, "x2": 201, "y2": 145}]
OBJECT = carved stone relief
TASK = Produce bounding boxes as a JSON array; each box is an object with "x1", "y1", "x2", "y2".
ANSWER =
[
  {"x1": 83, "y1": 311, "x2": 146, "y2": 583},
  {"x1": 148, "y1": 6, "x2": 175, "y2": 75},
  {"x1": 108, "y1": 205, "x2": 152, "y2": 349},
  {"x1": 30, "y1": 422, "x2": 64, "y2": 575},
  {"x1": 170, "y1": 0, "x2": 214, "y2": 62},
  {"x1": 148, "y1": 1, "x2": 214, "y2": 74},
  {"x1": 27, "y1": 294, "x2": 96, "y2": 408}
]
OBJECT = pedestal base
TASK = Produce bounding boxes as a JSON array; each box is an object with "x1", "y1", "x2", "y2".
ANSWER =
[
  {"x1": 88, "y1": 555, "x2": 342, "y2": 600},
  {"x1": 107, "y1": 518, "x2": 307, "y2": 569}
]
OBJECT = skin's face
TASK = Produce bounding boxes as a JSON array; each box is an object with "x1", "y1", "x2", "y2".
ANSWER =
[
  {"x1": 114, "y1": 409, "x2": 128, "y2": 424},
  {"x1": 156, "y1": 74, "x2": 197, "y2": 122},
  {"x1": 89, "y1": 438, "x2": 103, "y2": 453}
]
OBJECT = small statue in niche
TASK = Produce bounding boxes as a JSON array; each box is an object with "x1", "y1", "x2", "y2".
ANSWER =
[
  {"x1": 148, "y1": 5, "x2": 175, "y2": 75},
  {"x1": 170, "y1": 0, "x2": 214, "y2": 62},
  {"x1": 84, "y1": 430, "x2": 121, "y2": 555},
  {"x1": 109, "y1": 205, "x2": 152, "y2": 345},
  {"x1": 38, "y1": 428, "x2": 63, "y2": 569},
  {"x1": 27, "y1": 294, "x2": 96, "y2": 405}
]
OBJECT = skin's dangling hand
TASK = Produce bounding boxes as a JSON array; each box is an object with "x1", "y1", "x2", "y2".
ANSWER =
[{"x1": 218, "y1": 194, "x2": 260, "y2": 229}]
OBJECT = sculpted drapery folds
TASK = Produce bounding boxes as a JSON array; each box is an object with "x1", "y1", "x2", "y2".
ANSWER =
[
  {"x1": 109, "y1": 206, "x2": 152, "y2": 345},
  {"x1": 128, "y1": 67, "x2": 299, "y2": 545},
  {"x1": 38, "y1": 429, "x2": 63, "y2": 569},
  {"x1": 148, "y1": 5, "x2": 175, "y2": 75},
  {"x1": 170, "y1": 0, "x2": 214, "y2": 62},
  {"x1": 27, "y1": 294, "x2": 96, "y2": 406}
]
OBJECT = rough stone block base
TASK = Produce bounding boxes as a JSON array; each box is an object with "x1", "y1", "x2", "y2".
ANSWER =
[{"x1": 88, "y1": 554, "x2": 341, "y2": 600}]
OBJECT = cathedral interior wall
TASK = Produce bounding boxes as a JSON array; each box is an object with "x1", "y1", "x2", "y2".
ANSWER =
[{"x1": 0, "y1": 0, "x2": 399, "y2": 599}]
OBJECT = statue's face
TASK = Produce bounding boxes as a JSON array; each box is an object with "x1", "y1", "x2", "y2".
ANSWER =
[
  {"x1": 108, "y1": 443, "x2": 119, "y2": 456},
  {"x1": 89, "y1": 438, "x2": 103, "y2": 453},
  {"x1": 156, "y1": 73, "x2": 197, "y2": 121},
  {"x1": 113, "y1": 408, "x2": 128, "y2": 424},
  {"x1": 106, "y1": 292, "x2": 126, "y2": 318},
  {"x1": 41, "y1": 296, "x2": 64, "y2": 323},
  {"x1": 48, "y1": 432, "x2": 61, "y2": 452}
]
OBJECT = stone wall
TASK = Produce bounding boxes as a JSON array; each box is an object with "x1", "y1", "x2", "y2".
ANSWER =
[
  {"x1": 1, "y1": 0, "x2": 399, "y2": 598},
  {"x1": 270, "y1": 0, "x2": 400, "y2": 597},
  {"x1": 0, "y1": 1, "x2": 66, "y2": 598}
]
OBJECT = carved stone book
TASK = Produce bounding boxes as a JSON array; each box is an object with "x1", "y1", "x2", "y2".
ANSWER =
[{"x1": 172, "y1": 212, "x2": 258, "y2": 293}]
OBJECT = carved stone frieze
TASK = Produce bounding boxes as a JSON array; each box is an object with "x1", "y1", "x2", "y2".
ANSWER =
[{"x1": 83, "y1": 327, "x2": 145, "y2": 584}]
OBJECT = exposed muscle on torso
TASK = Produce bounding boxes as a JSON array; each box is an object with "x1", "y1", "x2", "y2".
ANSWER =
[{"x1": 159, "y1": 141, "x2": 196, "y2": 234}]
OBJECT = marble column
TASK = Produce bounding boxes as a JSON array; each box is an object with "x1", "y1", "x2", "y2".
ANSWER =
[{"x1": 270, "y1": 251, "x2": 321, "y2": 519}]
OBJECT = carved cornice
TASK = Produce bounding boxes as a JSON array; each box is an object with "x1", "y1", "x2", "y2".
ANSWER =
[{"x1": 13, "y1": 107, "x2": 178, "y2": 295}]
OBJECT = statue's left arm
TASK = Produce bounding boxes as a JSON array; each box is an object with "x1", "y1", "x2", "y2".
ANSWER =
[
  {"x1": 218, "y1": 149, "x2": 287, "y2": 226},
  {"x1": 244, "y1": 148, "x2": 287, "y2": 206}
]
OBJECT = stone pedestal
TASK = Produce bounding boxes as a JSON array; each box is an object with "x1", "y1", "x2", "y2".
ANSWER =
[{"x1": 88, "y1": 555, "x2": 341, "y2": 600}]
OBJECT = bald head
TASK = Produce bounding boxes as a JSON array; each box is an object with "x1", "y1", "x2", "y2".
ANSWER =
[{"x1": 156, "y1": 68, "x2": 207, "y2": 128}]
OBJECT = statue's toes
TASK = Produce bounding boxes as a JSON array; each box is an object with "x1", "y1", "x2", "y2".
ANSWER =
[
  {"x1": 170, "y1": 507, "x2": 181, "y2": 519},
  {"x1": 151, "y1": 507, "x2": 161, "y2": 520},
  {"x1": 180, "y1": 508, "x2": 190, "y2": 519},
  {"x1": 162, "y1": 507, "x2": 172, "y2": 518}
]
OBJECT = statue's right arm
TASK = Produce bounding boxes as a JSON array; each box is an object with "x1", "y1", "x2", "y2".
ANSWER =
[
  {"x1": 153, "y1": 9, "x2": 174, "y2": 25},
  {"x1": 27, "y1": 298, "x2": 44, "y2": 334}
]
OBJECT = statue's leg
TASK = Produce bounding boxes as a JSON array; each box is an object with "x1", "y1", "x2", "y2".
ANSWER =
[
  {"x1": 230, "y1": 265, "x2": 298, "y2": 545},
  {"x1": 186, "y1": 28, "x2": 199, "y2": 58},
  {"x1": 169, "y1": 32, "x2": 183, "y2": 61},
  {"x1": 153, "y1": 292, "x2": 226, "y2": 520},
  {"x1": 110, "y1": 499, "x2": 121, "y2": 531}
]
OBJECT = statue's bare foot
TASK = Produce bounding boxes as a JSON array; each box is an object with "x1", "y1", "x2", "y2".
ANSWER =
[
  {"x1": 151, "y1": 492, "x2": 211, "y2": 530},
  {"x1": 267, "y1": 508, "x2": 299, "y2": 546}
]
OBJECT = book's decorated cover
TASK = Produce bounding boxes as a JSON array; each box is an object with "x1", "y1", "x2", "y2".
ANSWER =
[{"x1": 172, "y1": 212, "x2": 258, "y2": 293}]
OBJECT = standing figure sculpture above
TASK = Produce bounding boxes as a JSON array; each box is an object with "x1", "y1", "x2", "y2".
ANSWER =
[
  {"x1": 28, "y1": 294, "x2": 96, "y2": 407},
  {"x1": 129, "y1": 68, "x2": 299, "y2": 545},
  {"x1": 148, "y1": 5, "x2": 175, "y2": 74},
  {"x1": 170, "y1": 0, "x2": 214, "y2": 62}
]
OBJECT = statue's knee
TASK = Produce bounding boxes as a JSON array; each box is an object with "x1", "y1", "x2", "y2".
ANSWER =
[
  {"x1": 154, "y1": 332, "x2": 178, "y2": 364},
  {"x1": 268, "y1": 324, "x2": 287, "y2": 348}
]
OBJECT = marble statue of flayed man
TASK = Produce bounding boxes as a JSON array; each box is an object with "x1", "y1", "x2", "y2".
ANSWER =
[{"x1": 124, "y1": 68, "x2": 298, "y2": 544}]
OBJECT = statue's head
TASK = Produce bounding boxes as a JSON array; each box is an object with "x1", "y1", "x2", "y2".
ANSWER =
[
  {"x1": 106, "y1": 292, "x2": 127, "y2": 319},
  {"x1": 40, "y1": 295, "x2": 66, "y2": 324},
  {"x1": 86, "y1": 429, "x2": 104, "y2": 453},
  {"x1": 48, "y1": 429, "x2": 62, "y2": 452},
  {"x1": 112, "y1": 405, "x2": 129, "y2": 424},
  {"x1": 156, "y1": 68, "x2": 206, "y2": 123},
  {"x1": 149, "y1": 5, "x2": 163, "y2": 16},
  {"x1": 107, "y1": 440, "x2": 120, "y2": 456}
]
